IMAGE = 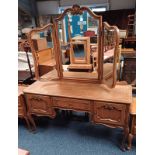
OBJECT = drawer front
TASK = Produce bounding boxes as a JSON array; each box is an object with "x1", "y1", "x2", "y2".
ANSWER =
[
  {"x1": 53, "y1": 97, "x2": 91, "y2": 112},
  {"x1": 26, "y1": 94, "x2": 53, "y2": 115},
  {"x1": 93, "y1": 101, "x2": 126, "y2": 126}
]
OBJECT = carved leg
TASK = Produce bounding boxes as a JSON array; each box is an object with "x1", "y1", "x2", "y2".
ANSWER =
[
  {"x1": 27, "y1": 113, "x2": 36, "y2": 132},
  {"x1": 121, "y1": 126, "x2": 129, "y2": 151},
  {"x1": 24, "y1": 116, "x2": 31, "y2": 131},
  {"x1": 127, "y1": 133, "x2": 134, "y2": 150}
]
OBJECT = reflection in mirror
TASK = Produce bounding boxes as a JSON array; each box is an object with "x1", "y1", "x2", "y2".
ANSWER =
[
  {"x1": 55, "y1": 5, "x2": 102, "y2": 81},
  {"x1": 103, "y1": 22, "x2": 120, "y2": 88},
  {"x1": 28, "y1": 24, "x2": 57, "y2": 80}
]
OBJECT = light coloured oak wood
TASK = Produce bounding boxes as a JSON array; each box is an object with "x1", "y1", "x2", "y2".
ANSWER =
[
  {"x1": 23, "y1": 80, "x2": 132, "y2": 104},
  {"x1": 130, "y1": 97, "x2": 136, "y2": 115}
]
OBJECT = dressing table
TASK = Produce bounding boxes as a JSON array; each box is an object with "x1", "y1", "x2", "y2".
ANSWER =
[
  {"x1": 25, "y1": 5, "x2": 132, "y2": 151},
  {"x1": 23, "y1": 70, "x2": 132, "y2": 151}
]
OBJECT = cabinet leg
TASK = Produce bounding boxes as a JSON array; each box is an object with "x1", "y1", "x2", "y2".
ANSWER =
[
  {"x1": 24, "y1": 116, "x2": 31, "y2": 131},
  {"x1": 27, "y1": 113, "x2": 36, "y2": 131},
  {"x1": 127, "y1": 133, "x2": 134, "y2": 150},
  {"x1": 121, "y1": 126, "x2": 129, "y2": 151}
]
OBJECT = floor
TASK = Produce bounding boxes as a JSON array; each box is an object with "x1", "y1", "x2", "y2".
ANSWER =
[{"x1": 18, "y1": 113, "x2": 136, "y2": 155}]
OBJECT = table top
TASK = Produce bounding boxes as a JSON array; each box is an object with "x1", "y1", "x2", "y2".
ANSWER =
[{"x1": 23, "y1": 74, "x2": 132, "y2": 104}]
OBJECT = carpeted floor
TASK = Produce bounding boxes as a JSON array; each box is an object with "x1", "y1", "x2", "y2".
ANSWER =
[{"x1": 18, "y1": 114, "x2": 136, "y2": 155}]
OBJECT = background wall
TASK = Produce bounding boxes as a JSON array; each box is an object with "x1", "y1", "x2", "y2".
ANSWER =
[
  {"x1": 37, "y1": 0, "x2": 135, "y2": 15},
  {"x1": 60, "y1": 0, "x2": 108, "y2": 6},
  {"x1": 110, "y1": 0, "x2": 135, "y2": 10},
  {"x1": 37, "y1": 1, "x2": 59, "y2": 15}
]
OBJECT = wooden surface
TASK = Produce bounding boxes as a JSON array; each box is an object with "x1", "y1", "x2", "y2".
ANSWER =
[
  {"x1": 33, "y1": 38, "x2": 47, "y2": 51},
  {"x1": 63, "y1": 70, "x2": 97, "y2": 79},
  {"x1": 121, "y1": 48, "x2": 135, "y2": 54},
  {"x1": 18, "y1": 85, "x2": 31, "y2": 130},
  {"x1": 23, "y1": 80, "x2": 132, "y2": 104},
  {"x1": 18, "y1": 85, "x2": 27, "y2": 96},
  {"x1": 67, "y1": 64, "x2": 92, "y2": 70},
  {"x1": 54, "y1": 5, "x2": 103, "y2": 83},
  {"x1": 24, "y1": 76, "x2": 132, "y2": 150},
  {"x1": 127, "y1": 96, "x2": 136, "y2": 150},
  {"x1": 130, "y1": 97, "x2": 136, "y2": 115}
]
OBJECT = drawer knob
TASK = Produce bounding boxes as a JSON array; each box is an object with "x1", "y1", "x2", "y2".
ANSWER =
[
  {"x1": 31, "y1": 97, "x2": 42, "y2": 102},
  {"x1": 103, "y1": 105, "x2": 115, "y2": 110}
]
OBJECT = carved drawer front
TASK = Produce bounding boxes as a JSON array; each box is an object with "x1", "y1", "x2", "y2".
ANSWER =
[
  {"x1": 53, "y1": 97, "x2": 91, "y2": 112},
  {"x1": 94, "y1": 101, "x2": 126, "y2": 126},
  {"x1": 26, "y1": 94, "x2": 52, "y2": 115}
]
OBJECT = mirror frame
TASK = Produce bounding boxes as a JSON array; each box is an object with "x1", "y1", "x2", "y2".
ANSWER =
[
  {"x1": 103, "y1": 22, "x2": 120, "y2": 88},
  {"x1": 28, "y1": 23, "x2": 60, "y2": 80},
  {"x1": 53, "y1": 4, "x2": 103, "y2": 83}
]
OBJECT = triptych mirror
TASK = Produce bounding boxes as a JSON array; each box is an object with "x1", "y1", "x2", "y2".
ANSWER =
[
  {"x1": 28, "y1": 5, "x2": 120, "y2": 88},
  {"x1": 54, "y1": 5, "x2": 103, "y2": 83}
]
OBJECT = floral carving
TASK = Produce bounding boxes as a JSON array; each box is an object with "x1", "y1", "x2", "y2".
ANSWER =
[{"x1": 70, "y1": 4, "x2": 83, "y2": 15}]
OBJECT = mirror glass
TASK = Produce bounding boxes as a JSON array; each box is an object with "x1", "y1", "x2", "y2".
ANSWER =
[
  {"x1": 30, "y1": 25, "x2": 57, "y2": 78},
  {"x1": 103, "y1": 22, "x2": 119, "y2": 87},
  {"x1": 56, "y1": 8, "x2": 101, "y2": 80}
]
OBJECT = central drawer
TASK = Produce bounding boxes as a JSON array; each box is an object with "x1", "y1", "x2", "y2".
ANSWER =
[{"x1": 52, "y1": 97, "x2": 91, "y2": 112}]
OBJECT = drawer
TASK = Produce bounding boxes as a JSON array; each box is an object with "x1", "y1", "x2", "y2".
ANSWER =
[
  {"x1": 53, "y1": 97, "x2": 91, "y2": 112},
  {"x1": 93, "y1": 101, "x2": 126, "y2": 126},
  {"x1": 26, "y1": 94, "x2": 54, "y2": 115}
]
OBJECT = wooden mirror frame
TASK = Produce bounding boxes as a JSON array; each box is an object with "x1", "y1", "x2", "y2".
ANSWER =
[
  {"x1": 28, "y1": 23, "x2": 60, "y2": 80},
  {"x1": 53, "y1": 4, "x2": 103, "y2": 83},
  {"x1": 103, "y1": 22, "x2": 120, "y2": 88}
]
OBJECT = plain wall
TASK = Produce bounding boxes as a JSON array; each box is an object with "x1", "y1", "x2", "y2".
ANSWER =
[
  {"x1": 60, "y1": 0, "x2": 108, "y2": 6},
  {"x1": 37, "y1": 0, "x2": 136, "y2": 15},
  {"x1": 110, "y1": 0, "x2": 136, "y2": 10},
  {"x1": 37, "y1": 1, "x2": 59, "y2": 15}
]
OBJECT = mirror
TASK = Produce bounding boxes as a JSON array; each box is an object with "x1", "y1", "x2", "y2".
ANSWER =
[
  {"x1": 28, "y1": 24, "x2": 58, "y2": 80},
  {"x1": 54, "y1": 5, "x2": 103, "y2": 82},
  {"x1": 102, "y1": 22, "x2": 120, "y2": 88}
]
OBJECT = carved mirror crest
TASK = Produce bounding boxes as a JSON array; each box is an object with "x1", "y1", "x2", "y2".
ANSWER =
[{"x1": 54, "y1": 5, "x2": 103, "y2": 83}]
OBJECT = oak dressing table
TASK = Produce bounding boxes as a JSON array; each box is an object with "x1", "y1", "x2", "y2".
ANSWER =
[
  {"x1": 23, "y1": 69, "x2": 132, "y2": 150},
  {"x1": 24, "y1": 5, "x2": 132, "y2": 151}
]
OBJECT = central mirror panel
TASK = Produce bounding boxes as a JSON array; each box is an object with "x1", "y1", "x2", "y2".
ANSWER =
[{"x1": 54, "y1": 5, "x2": 103, "y2": 82}]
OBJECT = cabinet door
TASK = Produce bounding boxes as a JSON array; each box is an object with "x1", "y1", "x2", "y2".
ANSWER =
[
  {"x1": 18, "y1": 95, "x2": 25, "y2": 117},
  {"x1": 26, "y1": 94, "x2": 54, "y2": 116},
  {"x1": 93, "y1": 101, "x2": 126, "y2": 126}
]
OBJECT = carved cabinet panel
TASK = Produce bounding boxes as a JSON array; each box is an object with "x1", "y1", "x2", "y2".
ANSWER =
[
  {"x1": 18, "y1": 95, "x2": 25, "y2": 117},
  {"x1": 53, "y1": 97, "x2": 91, "y2": 112},
  {"x1": 93, "y1": 101, "x2": 126, "y2": 126},
  {"x1": 26, "y1": 94, "x2": 55, "y2": 116}
]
